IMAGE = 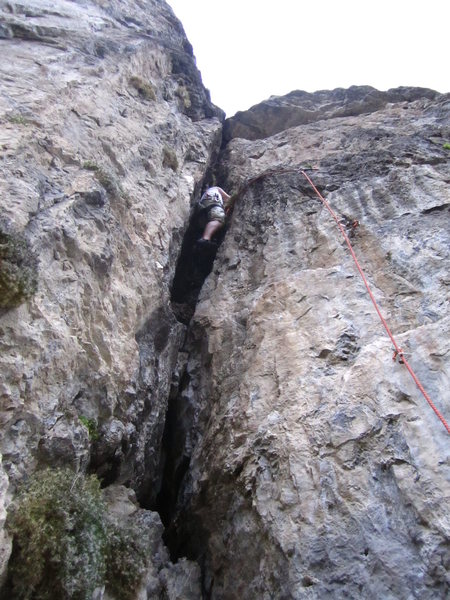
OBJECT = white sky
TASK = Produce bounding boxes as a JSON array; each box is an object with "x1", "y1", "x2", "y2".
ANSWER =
[{"x1": 167, "y1": 0, "x2": 449, "y2": 117}]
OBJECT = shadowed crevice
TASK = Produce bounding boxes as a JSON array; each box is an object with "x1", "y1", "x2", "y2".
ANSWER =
[{"x1": 170, "y1": 212, "x2": 226, "y2": 324}]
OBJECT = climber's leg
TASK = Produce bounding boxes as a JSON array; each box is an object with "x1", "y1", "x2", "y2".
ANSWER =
[
  {"x1": 198, "y1": 205, "x2": 226, "y2": 243},
  {"x1": 200, "y1": 219, "x2": 223, "y2": 241}
]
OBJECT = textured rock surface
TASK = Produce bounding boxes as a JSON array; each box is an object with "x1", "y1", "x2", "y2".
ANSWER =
[
  {"x1": 0, "y1": 455, "x2": 11, "y2": 588},
  {"x1": 101, "y1": 485, "x2": 201, "y2": 599},
  {"x1": 0, "y1": 0, "x2": 222, "y2": 500},
  {"x1": 223, "y1": 86, "x2": 441, "y2": 142},
  {"x1": 1, "y1": 1, "x2": 449, "y2": 599},
  {"x1": 169, "y1": 91, "x2": 450, "y2": 598},
  {"x1": 0, "y1": 1, "x2": 219, "y2": 595}
]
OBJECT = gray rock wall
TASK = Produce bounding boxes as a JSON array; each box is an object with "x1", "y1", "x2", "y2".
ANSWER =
[
  {"x1": 0, "y1": 455, "x2": 11, "y2": 588},
  {"x1": 0, "y1": 1, "x2": 221, "y2": 593},
  {"x1": 170, "y1": 90, "x2": 450, "y2": 598},
  {"x1": 0, "y1": 0, "x2": 222, "y2": 492},
  {"x1": 0, "y1": 1, "x2": 449, "y2": 599}
]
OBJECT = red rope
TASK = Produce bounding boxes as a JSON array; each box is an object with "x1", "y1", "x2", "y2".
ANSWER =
[{"x1": 300, "y1": 170, "x2": 450, "y2": 435}]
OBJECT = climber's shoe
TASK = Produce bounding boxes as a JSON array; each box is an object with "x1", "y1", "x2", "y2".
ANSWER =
[{"x1": 196, "y1": 238, "x2": 217, "y2": 248}]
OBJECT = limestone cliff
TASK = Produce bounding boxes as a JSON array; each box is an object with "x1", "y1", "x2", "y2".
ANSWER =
[
  {"x1": 167, "y1": 88, "x2": 450, "y2": 598},
  {"x1": 0, "y1": 1, "x2": 449, "y2": 599},
  {"x1": 0, "y1": 0, "x2": 224, "y2": 493},
  {"x1": 0, "y1": 0, "x2": 220, "y2": 596}
]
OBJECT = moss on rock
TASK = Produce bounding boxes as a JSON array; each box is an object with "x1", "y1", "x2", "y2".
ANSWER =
[
  {"x1": 5, "y1": 469, "x2": 152, "y2": 600},
  {"x1": 128, "y1": 76, "x2": 156, "y2": 101},
  {"x1": 162, "y1": 146, "x2": 178, "y2": 172},
  {"x1": 0, "y1": 229, "x2": 38, "y2": 309},
  {"x1": 6, "y1": 469, "x2": 106, "y2": 599}
]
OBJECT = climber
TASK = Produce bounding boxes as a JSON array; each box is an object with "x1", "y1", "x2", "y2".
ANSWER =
[{"x1": 196, "y1": 186, "x2": 233, "y2": 247}]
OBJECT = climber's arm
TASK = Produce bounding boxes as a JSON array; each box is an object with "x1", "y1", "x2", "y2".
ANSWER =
[
  {"x1": 217, "y1": 187, "x2": 231, "y2": 202},
  {"x1": 225, "y1": 193, "x2": 238, "y2": 213}
]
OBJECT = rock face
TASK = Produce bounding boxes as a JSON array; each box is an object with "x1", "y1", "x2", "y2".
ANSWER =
[
  {"x1": 222, "y1": 86, "x2": 441, "y2": 142},
  {"x1": 167, "y1": 89, "x2": 450, "y2": 598},
  {"x1": 0, "y1": 1, "x2": 449, "y2": 599},
  {"x1": 0, "y1": 0, "x2": 222, "y2": 495},
  {"x1": 0, "y1": 455, "x2": 11, "y2": 588},
  {"x1": 102, "y1": 485, "x2": 201, "y2": 600},
  {"x1": 0, "y1": 0, "x2": 221, "y2": 594}
]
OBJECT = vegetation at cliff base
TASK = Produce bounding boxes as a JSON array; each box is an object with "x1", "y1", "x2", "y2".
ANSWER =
[
  {"x1": 6, "y1": 468, "x2": 151, "y2": 600},
  {"x1": 105, "y1": 516, "x2": 152, "y2": 600}
]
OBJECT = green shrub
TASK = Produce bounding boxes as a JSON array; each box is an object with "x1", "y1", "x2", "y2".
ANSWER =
[
  {"x1": 0, "y1": 229, "x2": 38, "y2": 308},
  {"x1": 6, "y1": 113, "x2": 29, "y2": 125},
  {"x1": 82, "y1": 161, "x2": 100, "y2": 171},
  {"x1": 162, "y1": 146, "x2": 178, "y2": 172},
  {"x1": 81, "y1": 163, "x2": 123, "y2": 199},
  {"x1": 6, "y1": 469, "x2": 107, "y2": 599},
  {"x1": 6, "y1": 469, "x2": 152, "y2": 600},
  {"x1": 129, "y1": 76, "x2": 156, "y2": 101},
  {"x1": 94, "y1": 168, "x2": 121, "y2": 198},
  {"x1": 79, "y1": 416, "x2": 99, "y2": 441},
  {"x1": 443, "y1": 142, "x2": 450, "y2": 150},
  {"x1": 175, "y1": 85, "x2": 191, "y2": 109},
  {"x1": 106, "y1": 517, "x2": 152, "y2": 600}
]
